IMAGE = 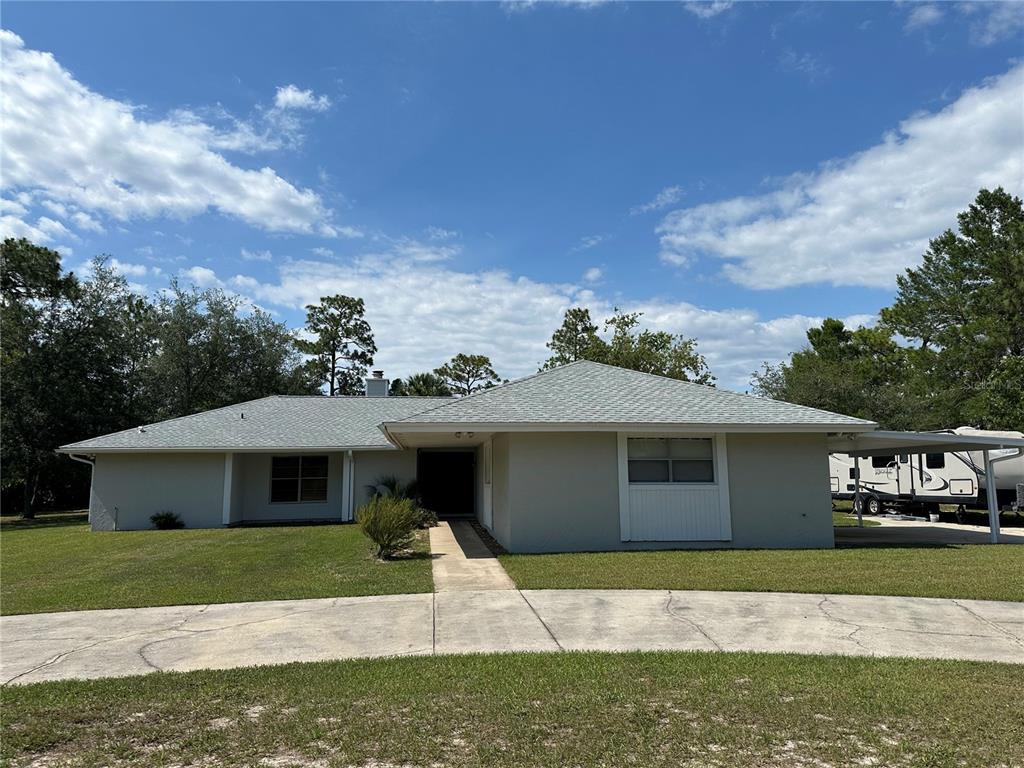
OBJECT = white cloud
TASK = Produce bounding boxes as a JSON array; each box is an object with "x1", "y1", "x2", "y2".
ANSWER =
[
  {"x1": 426, "y1": 225, "x2": 460, "y2": 241},
  {"x1": 571, "y1": 234, "x2": 607, "y2": 252},
  {"x1": 71, "y1": 211, "x2": 104, "y2": 233},
  {"x1": 957, "y1": 2, "x2": 1024, "y2": 46},
  {"x1": 778, "y1": 49, "x2": 831, "y2": 83},
  {"x1": 274, "y1": 84, "x2": 332, "y2": 112},
  {"x1": 241, "y1": 248, "x2": 273, "y2": 262},
  {"x1": 630, "y1": 185, "x2": 684, "y2": 215},
  {"x1": 657, "y1": 63, "x2": 1024, "y2": 289},
  {"x1": 311, "y1": 247, "x2": 335, "y2": 257},
  {"x1": 109, "y1": 259, "x2": 159, "y2": 278},
  {"x1": 683, "y1": 1, "x2": 733, "y2": 20},
  {"x1": 0, "y1": 30, "x2": 338, "y2": 239},
  {"x1": 904, "y1": 4, "x2": 944, "y2": 32},
  {"x1": 188, "y1": 244, "x2": 876, "y2": 391},
  {"x1": 583, "y1": 267, "x2": 603, "y2": 283},
  {"x1": 181, "y1": 266, "x2": 221, "y2": 288}
]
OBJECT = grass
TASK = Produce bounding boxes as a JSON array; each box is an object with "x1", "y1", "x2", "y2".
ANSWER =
[
  {"x1": 2, "y1": 652, "x2": 1021, "y2": 767},
  {"x1": 0, "y1": 512, "x2": 432, "y2": 615},
  {"x1": 500, "y1": 545, "x2": 1023, "y2": 602},
  {"x1": 832, "y1": 510, "x2": 881, "y2": 527}
]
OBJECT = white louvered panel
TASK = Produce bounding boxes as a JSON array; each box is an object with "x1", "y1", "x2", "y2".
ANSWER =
[{"x1": 628, "y1": 485, "x2": 726, "y2": 541}]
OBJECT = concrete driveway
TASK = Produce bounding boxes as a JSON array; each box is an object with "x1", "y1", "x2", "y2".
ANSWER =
[{"x1": 3, "y1": 589, "x2": 1021, "y2": 685}]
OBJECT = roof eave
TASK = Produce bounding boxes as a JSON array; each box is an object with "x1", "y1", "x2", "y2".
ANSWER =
[
  {"x1": 55, "y1": 444, "x2": 402, "y2": 454},
  {"x1": 380, "y1": 421, "x2": 878, "y2": 434}
]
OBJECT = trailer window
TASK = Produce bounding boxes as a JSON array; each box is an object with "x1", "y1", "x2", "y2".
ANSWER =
[
  {"x1": 925, "y1": 453, "x2": 945, "y2": 469},
  {"x1": 627, "y1": 438, "x2": 714, "y2": 483},
  {"x1": 870, "y1": 455, "x2": 894, "y2": 469}
]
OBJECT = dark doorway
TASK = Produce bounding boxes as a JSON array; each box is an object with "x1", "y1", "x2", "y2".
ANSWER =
[{"x1": 418, "y1": 450, "x2": 475, "y2": 518}]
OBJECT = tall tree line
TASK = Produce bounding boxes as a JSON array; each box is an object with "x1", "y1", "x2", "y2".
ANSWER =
[
  {"x1": 1, "y1": 240, "x2": 322, "y2": 516},
  {"x1": 752, "y1": 188, "x2": 1024, "y2": 431}
]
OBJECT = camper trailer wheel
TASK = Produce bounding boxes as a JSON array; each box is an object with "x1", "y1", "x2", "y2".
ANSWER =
[
  {"x1": 955, "y1": 504, "x2": 967, "y2": 524},
  {"x1": 854, "y1": 495, "x2": 881, "y2": 516}
]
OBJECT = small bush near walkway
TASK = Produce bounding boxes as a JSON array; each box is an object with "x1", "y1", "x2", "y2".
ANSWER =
[{"x1": 357, "y1": 496, "x2": 421, "y2": 559}]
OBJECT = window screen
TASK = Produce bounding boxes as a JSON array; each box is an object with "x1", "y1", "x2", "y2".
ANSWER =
[
  {"x1": 925, "y1": 453, "x2": 945, "y2": 469},
  {"x1": 627, "y1": 438, "x2": 714, "y2": 483},
  {"x1": 271, "y1": 455, "x2": 329, "y2": 503}
]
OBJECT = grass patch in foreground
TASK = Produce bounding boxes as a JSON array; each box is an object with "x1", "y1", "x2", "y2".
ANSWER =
[
  {"x1": 3, "y1": 652, "x2": 1021, "y2": 768},
  {"x1": 0, "y1": 513, "x2": 431, "y2": 615},
  {"x1": 501, "y1": 544, "x2": 1023, "y2": 601}
]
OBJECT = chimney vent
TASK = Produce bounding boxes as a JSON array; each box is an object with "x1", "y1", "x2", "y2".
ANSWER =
[{"x1": 365, "y1": 371, "x2": 389, "y2": 397}]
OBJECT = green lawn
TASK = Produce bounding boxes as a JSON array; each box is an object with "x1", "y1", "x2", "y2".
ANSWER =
[
  {"x1": 832, "y1": 510, "x2": 881, "y2": 527},
  {"x1": 0, "y1": 513, "x2": 432, "y2": 615},
  {"x1": 3, "y1": 652, "x2": 1021, "y2": 768},
  {"x1": 500, "y1": 545, "x2": 1024, "y2": 601}
]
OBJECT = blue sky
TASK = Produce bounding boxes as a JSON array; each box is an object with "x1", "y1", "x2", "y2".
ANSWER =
[{"x1": 2, "y1": 1, "x2": 1022, "y2": 391}]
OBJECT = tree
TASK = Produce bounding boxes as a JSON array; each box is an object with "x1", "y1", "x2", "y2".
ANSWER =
[
  {"x1": 148, "y1": 282, "x2": 317, "y2": 416},
  {"x1": 602, "y1": 310, "x2": 715, "y2": 385},
  {"x1": 881, "y1": 187, "x2": 1024, "y2": 429},
  {"x1": 751, "y1": 318, "x2": 916, "y2": 429},
  {"x1": 542, "y1": 307, "x2": 605, "y2": 368},
  {"x1": 296, "y1": 295, "x2": 376, "y2": 396},
  {"x1": 434, "y1": 354, "x2": 501, "y2": 396},
  {"x1": 390, "y1": 372, "x2": 452, "y2": 397}
]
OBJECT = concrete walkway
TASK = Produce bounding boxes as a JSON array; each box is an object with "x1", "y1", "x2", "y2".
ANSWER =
[
  {"x1": 428, "y1": 520, "x2": 516, "y2": 591},
  {"x1": 2, "y1": 589, "x2": 1021, "y2": 684},
  {"x1": 837, "y1": 517, "x2": 1024, "y2": 546}
]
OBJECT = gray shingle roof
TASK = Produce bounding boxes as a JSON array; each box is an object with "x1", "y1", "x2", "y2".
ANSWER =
[
  {"x1": 60, "y1": 396, "x2": 450, "y2": 452},
  {"x1": 385, "y1": 361, "x2": 876, "y2": 430},
  {"x1": 60, "y1": 362, "x2": 875, "y2": 453}
]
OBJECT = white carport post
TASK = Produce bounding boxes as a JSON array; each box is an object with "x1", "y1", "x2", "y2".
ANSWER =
[
  {"x1": 982, "y1": 450, "x2": 1000, "y2": 544},
  {"x1": 853, "y1": 456, "x2": 863, "y2": 528}
]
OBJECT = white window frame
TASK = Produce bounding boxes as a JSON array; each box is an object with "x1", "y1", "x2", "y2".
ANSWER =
[
  {"x1": 617, "y1": 432, "x2": 731, "y2": 542},
  {"x1": 625, "y1": 436, "x2": 717, "y2": 486}
]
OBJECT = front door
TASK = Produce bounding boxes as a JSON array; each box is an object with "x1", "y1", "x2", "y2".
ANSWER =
[{"x1": 418, "y1": 450, "x2": 475, "y2": 518}]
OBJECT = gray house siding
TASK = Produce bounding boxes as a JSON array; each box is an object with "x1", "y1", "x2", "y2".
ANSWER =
[
  {"x1": 235, "y1": 452, "x2": 345, "y2": 523},
  {"x1": 90, "y1": 453, "x2": 224, "y2": 531},
  {"x1": 351, "y1": 449, "x2": 417, "y2": 509},
  {"x1": 486, "y1": 430, "x2": 833, "y2": 553},
  {"x1": 725, "y1": 433, "x2": 833, "y2": 548}
]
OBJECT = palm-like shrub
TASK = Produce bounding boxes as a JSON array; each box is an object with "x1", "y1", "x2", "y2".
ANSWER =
[
  {"x1": 365, "y1": 475, "x2": 437, "y2": 528},
  {"x1": 357, "y1": 495, "x2": 421, "y2": 559}
]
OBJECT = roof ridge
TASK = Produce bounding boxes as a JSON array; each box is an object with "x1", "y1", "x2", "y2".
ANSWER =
[{"x1": 390, "y1": 362, "x2": 585, "y2": 422}]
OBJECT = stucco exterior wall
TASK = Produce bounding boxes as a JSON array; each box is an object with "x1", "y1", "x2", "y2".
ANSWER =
[
  {"x1": 351, "y1": 449, "x2": 417, "y2": 509},
  {"x1": 725, "y1": 433, "x2": 833, "y2": 548},
  {"x1": 488, "y1": 433, "x2": 512, "y2": 546},
  {"x1": 236, "y1": 452, "x2": 345, "y2": 522},
  {"x1": 90, "y1": 453, "x2": 224, "y2": 531},
  {"x1": 492, "y1": 430, "x2": 833, "y2": 553}
]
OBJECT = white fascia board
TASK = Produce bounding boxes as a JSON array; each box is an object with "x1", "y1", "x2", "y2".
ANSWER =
[
  {"x1": 54, "y1": 444, "x2": 402, "y2": 455},
  {"x1": 381, "y1": 421, "x2": 878, "y2": 435}
]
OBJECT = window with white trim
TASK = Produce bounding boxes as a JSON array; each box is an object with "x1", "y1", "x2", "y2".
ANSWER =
[
  {"x1": 271, "y1": 455, "x2": 329, "y2": 503},
  {"x1": 627, "y1": 438, "x2": 714, "y2": 483}
]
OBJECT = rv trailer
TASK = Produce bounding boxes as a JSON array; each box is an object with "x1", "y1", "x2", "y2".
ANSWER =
[
  {"x1": 829, "y1": 427, "x2": 1024, "y2": 516},
  {"x1": 829, "y1": 451, "x2": 977, "y2": 515}
]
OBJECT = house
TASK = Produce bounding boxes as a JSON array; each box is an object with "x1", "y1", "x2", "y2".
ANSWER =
[{"x1": 60, "y1": 360, "x2": 881, "y2": 552}]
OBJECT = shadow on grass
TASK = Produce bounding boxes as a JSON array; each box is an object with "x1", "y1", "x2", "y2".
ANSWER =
[{"x1": 0, "y1": 511, "x2": 88, "y2": 530}]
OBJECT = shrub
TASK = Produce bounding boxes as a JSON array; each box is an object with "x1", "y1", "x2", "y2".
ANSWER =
[
  {"x1": 150, "y1": 511, "x2": 184, "y2": 530},
  {"x1": 366, "y1": 474, "x2": 437, "y2": 528},
  {"x1": 357, "y1": 496, "x2": 421, "y2": 559}
]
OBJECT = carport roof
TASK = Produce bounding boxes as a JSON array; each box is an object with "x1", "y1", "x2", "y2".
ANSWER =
[{"x1": 827, "y1": 430, "x2": 1024, "y2": 457}]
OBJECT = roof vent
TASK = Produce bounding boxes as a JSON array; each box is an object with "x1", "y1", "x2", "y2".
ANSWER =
[{"x1": 365, "y1": 371, "x2": 389, "y2": 398}]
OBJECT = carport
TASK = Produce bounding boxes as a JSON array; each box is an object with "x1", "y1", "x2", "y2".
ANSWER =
[{"x1": 828, "y1": 430, "x2": 1024, "y2": 543}]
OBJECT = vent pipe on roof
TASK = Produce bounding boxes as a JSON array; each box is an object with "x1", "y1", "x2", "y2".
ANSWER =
[{"x1": 365, "y1": 371, "x2": 389, "y2": 397}]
